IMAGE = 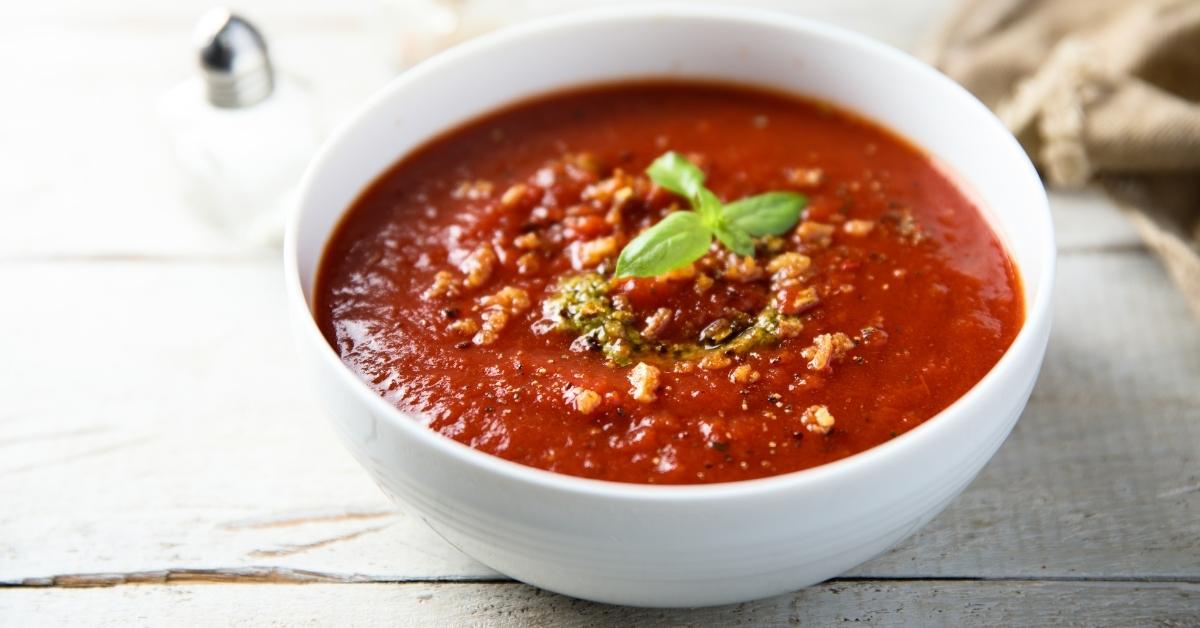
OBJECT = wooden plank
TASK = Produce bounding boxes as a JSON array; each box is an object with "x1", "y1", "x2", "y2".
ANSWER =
[
  {"x1": 0, "y1": 0, "x2": 1139, "y2": 260},
  {"x1": 8, "y1": 0, "x2": 1195, "y2": 622},
  {"x1": 6, "y1": 0, "x2": 953, "y2": 52},
  {"x1": 0, "y1": 21, "x2": 392, "y2": 261},
  {"x1": 2, "y1": 0, "x2": 1195, "y2": 600},
  {"x1": 3, "y1": 581, "x2": 1198, "y2": 626},
  {"x1": 1, "y1": 246, "x2": 1197, "y2": 585},
  {"x1": 0, "y1": 261, "x2": 490, "y2": 582},
  {"x1": 854, "y1": 249, "x2": 1200, "y2": 578}
]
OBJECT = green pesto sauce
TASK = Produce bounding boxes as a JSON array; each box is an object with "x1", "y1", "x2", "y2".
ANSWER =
[{"x1": 541, "y1": 272, "x2": 797, "y2": 367}]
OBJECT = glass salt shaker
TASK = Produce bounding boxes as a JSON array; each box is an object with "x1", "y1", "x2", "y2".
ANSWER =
[{"x1": 158, "y1": 8, "x2": 320, "y2": 247}]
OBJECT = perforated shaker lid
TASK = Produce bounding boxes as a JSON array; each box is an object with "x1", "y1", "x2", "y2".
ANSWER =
[{"x1": 196, "y1": 8, "x2": 274, "y2": 108}]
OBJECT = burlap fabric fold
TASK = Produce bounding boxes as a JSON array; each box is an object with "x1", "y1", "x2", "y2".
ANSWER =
[{"x1": 922, "y1": 0, "x2": 1200, "y2": 319}]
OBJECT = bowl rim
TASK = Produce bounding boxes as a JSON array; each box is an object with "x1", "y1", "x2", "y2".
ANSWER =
[{"x1": 284, "y1": 3, "x2": 1055, "y2": 501}]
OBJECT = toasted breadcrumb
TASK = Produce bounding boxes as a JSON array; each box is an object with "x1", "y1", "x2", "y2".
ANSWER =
[
  {"x1": 786, "y1": 167, "x2": 825, "y2": 188},
  {"x1": 796, "y1": 221, "x2": 835, "y2": 247},
  {"x1": 698, "y1": 353, "x2": 732, "y2": 370},
  {"x1": 766, "y1": 252, "x2": 812, "y2": 281},
  {"x1": 729, "y1": 364, "x2": 761, "y2": 384},
  {"x1": 570, "y1": 236, "x2": 618, "y2": 269},
  {"x1": 516, "y1": 252, "x2": 540, "y2": 275},
  {"x1": 722, "y1": 254, "x2": 763, "y2": 282},
  {"x1": 471, "y1": 286, "x2": 530, "y2": 346},
  {"x1": 472, "y1": 308, "x2": 509, "y2": 346},
  {"x1": 777, "y1": 316, "x2": 805, "y2": 338},
  {"x1": 581, "y1": 169, "x2": 630, "y2": 203},
  {"x1": 460, "y1": 244, "x2": 497, "y2": 289},
  {"x1": 801, "y1": 405, "x2": 835, "y2": 434},
  {"x1": 804, "y1": 334, "x2": 833, "y2": 370},
  {"x1": 843, "y1": 219, "x2": 875, "y2": 236},
  {"x1": 513, "y1": 232, "x2": 541, "y2": 250},
  {"x1": 422, "y1": 270, "x2": 459, "y2": 300},
  {"x1": 447, "y1": 318, "x2": 478, "y2": 337},
  {"x1": 479, "y1": 286, "x2": 531, "y2": 314},
  {"x1": 642, "y1": 307, "x2": 673, "y2": 340},
  {"x1": 452, "y1": 179, "x2": 494, "y2": 200},
  {"x1": 499, "y1": 183, "x2": 528, "y2": 208},
  {"x1": 605, "y1": 205, "x2": 624, "y2": 226},
  {"x1": 628, "y1": 362, "x2": 661, "y2": 403},
  {"x1": 611, "y1": 185, "x2": 633, "y2": 209},
  {"x1": 570, "y1": 387, "x2": 603, "y2": 415},
  {"x1": 802, "y1": 332, "x2": 855, "y2": 371}
]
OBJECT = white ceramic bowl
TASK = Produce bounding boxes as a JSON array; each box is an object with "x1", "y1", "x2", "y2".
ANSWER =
[{"x1": 285, "y1": 5, "x2": 1053, "y2": 608}]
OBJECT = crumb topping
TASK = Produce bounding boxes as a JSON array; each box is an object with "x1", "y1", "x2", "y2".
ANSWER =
[
  {"x1": 628, "y1": 362, "x2": 661, "y2": 403},
  {"x1": 419, "y1": 150, "x2": 931, "y2": 445},
  {"x1": 641, "y1": 307, "x2": 673, "y2": 340},
  {"x1": 802, "y1": 332, "x2": 855, "y2": 371},
  {"x1": 729, "y1": 364, "x2": 760, "y2": 384},
  {"x1": 801, "y1": 405, "x2": 835, "y2": 435},
  {"x1": 461, "y1": 244, "x2": 497, "y2": 289},
  {"x1": 500, "y1": 183, "x2": 529, "y2": 208},
  {"x1": 796, "y1": 221, "x2": 835, "y2": 247},
  {"x1": 423, "y1": 270, "x2": 459, "y2": 300},
  {"x1": 447, "y1": 318, "x2": 479, "y2": 337},
  {"x1": 843, "y1": 219, "x2": 875, "y2": 236},
  {"x1": 570, "y1": 387, "x2": 603, "y2": 415},
  {"x1": 452, "y1": 179, "x2": 494, "y2": 200},
  {"x1": 786, "y1": 167, "x2": 825, "y2": 188},
  {"x1": 317, "y1": 82, "x2": 1026, "y2": 487},
  {"x1": 570, "y1": 236, "x2": 619, "y2": 270}
]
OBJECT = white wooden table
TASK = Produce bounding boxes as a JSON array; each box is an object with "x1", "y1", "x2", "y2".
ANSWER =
[{"x1": 2, "y1": 1, "x2": 1197, "y2": 625}]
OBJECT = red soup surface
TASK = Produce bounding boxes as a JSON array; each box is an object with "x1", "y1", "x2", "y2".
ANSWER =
[{"x1": 315, "y1": 82, "x2": 1024, "y2": 484}]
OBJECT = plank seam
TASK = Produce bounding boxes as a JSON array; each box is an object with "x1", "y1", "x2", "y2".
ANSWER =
[{"x1": 4, "y1": 570, "x2": 1198, "y2": 589}]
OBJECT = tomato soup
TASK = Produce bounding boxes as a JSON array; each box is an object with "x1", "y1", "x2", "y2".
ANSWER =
[{"x1": 315, "y1": 82, "x2": 1023, "y2": 484}]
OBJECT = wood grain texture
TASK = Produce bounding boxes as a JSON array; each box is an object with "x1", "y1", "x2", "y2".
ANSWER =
[
  {"x1": 3, "y1": 581, "x2": 1198, "y2": 626},
  {"x1": 853, "y1": 250, "x2": 1200, "y2": 579},
  {"x1": 3, "y1": 0, "x2": 1198, "y2": 622},
  {"x1": 0, "y1": 262, "x2": 489, "y2": 583},
  {"x1": 1, "y1": 222, "x2": 1196, "y2": 586},
  {"x1": 0, "y1": 0, "x2": 955, "y2": 260}
]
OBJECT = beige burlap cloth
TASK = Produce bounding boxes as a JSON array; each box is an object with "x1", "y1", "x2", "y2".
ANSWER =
[{"x1": 922, "y1": 0, "x2": 1200, "y2": 319}]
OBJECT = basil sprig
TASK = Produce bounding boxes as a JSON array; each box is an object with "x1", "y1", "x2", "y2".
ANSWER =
[{"x1": 614, "y1": 152, "x2": 806, "y2": 278}]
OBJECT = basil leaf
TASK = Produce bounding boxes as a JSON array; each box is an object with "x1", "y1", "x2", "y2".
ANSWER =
[
  {"x1": 713, "y1": 222, "x2": 755, "y2": 257},
  {"x1": 616, "y1": 152, "x2": 809, "y2": 277},
  {"x1": 614, "y1": 211, "x2": 712, "y2": 278},
  {"x1": 721, "y1": 192, "x2": 807, "y2": 236},
  {"x1": 646, "y1": 151, "x2": 706, "y2": 202},
  {"x1": 695, "y1": 188, "x2": 723, "y2": 225}
]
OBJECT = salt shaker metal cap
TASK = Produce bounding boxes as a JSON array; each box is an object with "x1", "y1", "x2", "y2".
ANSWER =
[{"x1": 196, "y1": 8, "x2": 274, "y2": 108}]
